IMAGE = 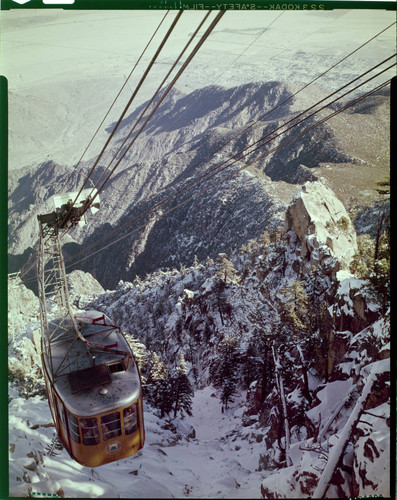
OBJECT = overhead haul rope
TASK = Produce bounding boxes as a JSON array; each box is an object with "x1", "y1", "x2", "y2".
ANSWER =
[
  {"x1": 87, "y1": 10, "x2": 226, "y2": 205},
  {"x1": 62, "y1": 55, "x2": 395, "y2": 262},
  {"x1": 82, "y1": 10, "x2": 213, "y2": 205},
  {"x1": 60, "y1": 69, "x2": 393, "y2": 271},
  {"x1": 69, "y1": 11, "x2": 170, "y2": 178},
  {"x1": 60, "y1": 9, "x2": 185, "y2": 229},
  {"x1": 63, "y1": 79, "x2": 392, "y2": 270}
]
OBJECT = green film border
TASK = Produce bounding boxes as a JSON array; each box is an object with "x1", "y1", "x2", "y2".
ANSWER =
[
  {"x1": 1, "y1": 0, "x2": 396, "y2": 10},
  {"x1": 0, "y1": 76, "x2": 9, "y2": 500}
]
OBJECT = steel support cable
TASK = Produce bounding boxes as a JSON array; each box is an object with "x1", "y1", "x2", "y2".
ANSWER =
[
  {"x1": 89, "y1": 10, "x2": 226, "y2": 205},
  {"x1": 63, "y1": 79, "x2": 392, "y2": 271},
  {"x1": 84, "y1": 11, "x2": 212, "y2": 200},
  {"x1": 143, "y1": 54, "x2": 396, "y2": 214},
  {"x1": 60, "y1": 62, "x2": 394, "y2": 270},
  {"x1": 16, "y1": 21, "x2": 395, "y2": 278},
  {"x1": 211, "y1": 11, "x2": 286, "y2": 85},
  {"x1": 61, "y1": 75, "x2": 392, "y2": 271},
  {"x1": 154, "y1": 20, "x2": 396, "y2": 172},
  {"x1": 58, "y1": 9, "x2": 184, "y2": 230},
  {"x1": 19, "y1": 249, "x2": 38, "y2": 279},
  {"x1": 67, "y1": 11, "x2": 170, "y2": 181}
]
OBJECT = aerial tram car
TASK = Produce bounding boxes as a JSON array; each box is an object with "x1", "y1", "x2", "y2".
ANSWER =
[{"x1": 37, "y1": 190, "x2": 145, "y2": 467}]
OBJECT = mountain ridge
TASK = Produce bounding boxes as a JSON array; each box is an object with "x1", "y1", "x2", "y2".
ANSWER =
[{"x1": 8, "y1": 81, "x2": 390, "y2": 289}]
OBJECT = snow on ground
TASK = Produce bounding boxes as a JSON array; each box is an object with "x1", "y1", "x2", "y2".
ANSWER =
[{"x1": 9, "y1": 386, "x2": 268, "y2": 498}]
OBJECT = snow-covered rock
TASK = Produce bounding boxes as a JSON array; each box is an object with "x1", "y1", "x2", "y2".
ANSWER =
[
  {"x1": 284, "y1": 181, "x2": 357, "y2": 274},
  {"x1": 331, "y1": 276, "x2": 380, "y2": 334}
]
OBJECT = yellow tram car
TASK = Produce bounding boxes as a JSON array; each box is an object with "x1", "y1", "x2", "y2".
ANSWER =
[{"x1": 42, "y1": 310, "x2": 145, "y2": 467}]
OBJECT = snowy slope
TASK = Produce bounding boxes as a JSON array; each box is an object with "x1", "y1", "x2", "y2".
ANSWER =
[{"x1": 9, "y1": 386, "x2": 269, "y2": 499}]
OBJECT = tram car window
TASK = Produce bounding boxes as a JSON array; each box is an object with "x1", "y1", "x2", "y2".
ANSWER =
[
  {"x1": 123, "y1": 404, "x2": 138, "y2": 434},
  {"x1": 101, "y1": 412, "x2": 122, "y2": 441},
  {"x1": 80, "y1": 418, "x2": 100, "y2": 445},
  {"x1": 67, "y1": 413, "x2": 80, "y2": 444},
  {"x1": 56, "y1": 397, "x2": 66, "y2": 428}
]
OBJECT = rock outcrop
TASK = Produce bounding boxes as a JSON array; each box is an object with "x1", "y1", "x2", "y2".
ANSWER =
[
  {"x1": 284, "y1": 181, "x2": 357, "y2": 274},
  {"x1": 8, "y1": 276, "x2": 40, "y2": 340},
  {"x1": 66, "y1": 269, "x2": 105, "y2": 308}
]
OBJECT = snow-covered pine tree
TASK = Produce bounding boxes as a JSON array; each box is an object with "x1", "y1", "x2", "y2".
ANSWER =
[
  {"x1": 209, "y1": 337, "x2": 240, "y2": 410},
  {"x1": 146, "y1": 353, "x2": 173, "y2": 417},
  {"x1": 277, "y1": 281, "x2": 316, "y2": 433},
  {"x1": 124, "y1": 333, "x2": 151, "y2": 383},
  {"x1": 215, "y1": 253, "x2": 241, "y2": 285},
  {"x1": 351, "y1": 176, "x2": 390, "y2": 313},
  {"x1": 350, "y1": 234, "x2": 375, "y2": 279},
  {"x1": 171, "y1": 352, "x2": 193, "y2": 418},
  {"x1": 279, "y1": 280, "x2": 309, "y2": 341}
]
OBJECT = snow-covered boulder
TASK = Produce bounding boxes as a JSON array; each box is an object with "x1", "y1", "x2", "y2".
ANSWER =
[
  {"x1": 284, "y1": 181, "x2": 357, "y2": 273},
  {"x1": 66, "y1": 269, "x2": 105, "y2": 308}
]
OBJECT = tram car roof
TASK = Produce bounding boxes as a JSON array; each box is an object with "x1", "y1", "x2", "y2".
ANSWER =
[{"x1": 43, "y1": 311, "x2": 141, "y2": 417}]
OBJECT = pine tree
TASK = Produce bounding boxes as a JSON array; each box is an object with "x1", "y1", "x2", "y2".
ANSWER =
[
  {"x1": 369, "y1": 230, "x2": 390, "y2": 313},
  {"x1": 146, "y1": 353, "x2": 173, "y2": 417},
  {"x1": 154, "y1": 376, "x2": 174, "y2": 418},
  {"x1": 209, "y1": 337, "x2": 240, "y2": 409},
  {"x1": 350, "y1": 177, "x2": 390, "y2": 312},
  {"x1": 279, "y1": 280, "x2": 309, "y2": 341},
  {"x1": 124, "y1": 333, "x2": 150, "y2": 383},
  {"x1": 215, "y1": 253, "x2": 240, "y2": 285},
  {"x1": 171, "y1": 353, "x2": 193, "y2": 418},
  {"x1": 350, "y1": 234, "x2": 375, "y2": 279}
]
